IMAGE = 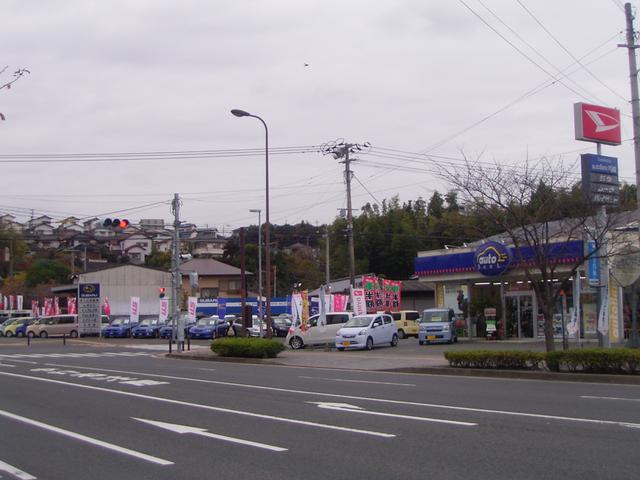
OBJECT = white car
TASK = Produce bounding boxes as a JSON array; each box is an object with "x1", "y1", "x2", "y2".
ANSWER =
[
  {"x1": 285, "y1": 312, "x2": 352, "y2": 349},
  {"x1": 335, "y1": 314, "x2": 398, "y2": 351}
]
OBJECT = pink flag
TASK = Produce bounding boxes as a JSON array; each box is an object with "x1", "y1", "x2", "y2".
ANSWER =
[
  {"x1": 44, "y1": 298, "x2": 53, "y2": 316},
  {"x1": 67, "y1": 297, "x2": 77, "y2": 315},
  {"x1": 53, "y1": 297, "x2": 60, "y2": 315},
  {"x1": 103, "y1": 297, "x2": 111, "y2": 316},
  {"x1": 9, "y1": 295, "x2": 16, "y2": 310},
  {"x1": 0, "y1": 295, "x2": 4, "y2": 310},
  {"x1": 332, "y1": 294, "x2": 349, "y2": 312},
  {"x1": 31, "y1": 299, "x2": 39, "y2": 318}
]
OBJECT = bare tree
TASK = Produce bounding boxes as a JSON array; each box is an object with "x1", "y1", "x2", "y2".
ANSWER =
[
  {"x1": 441, "y1": 155, "x2": 633, "y2": 352},
  {"x1": 1, "y1": 66, "x2": 30, "y2": 120}
]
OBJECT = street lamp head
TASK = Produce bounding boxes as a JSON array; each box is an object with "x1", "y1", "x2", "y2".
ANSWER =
[
  {"x1": 231, "y1": 109, "x2": 251, "y2": 117},
  {"x1": 249, "y1": 209, "x2": 261, "y2": 213}
]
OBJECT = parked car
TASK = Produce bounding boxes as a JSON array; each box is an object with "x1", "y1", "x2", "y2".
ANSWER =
[
  {"x1": 0, "y1": 310, "x2": 34, "y2": 324},
  {"x1": 391, "y1": 310, "x2": 421, "y2": 339},
  {"x1": 335, "y1": 313, "x2": 398, "y2": 351},
  {"x1": 189, "y1": 316, "x2": 228, "y2": 339},
  {"x1": 26, "y1": 314, "x2": 79, "y2": 338},
  {"x1": 3, "y1": 317, "x2": 35, "y2": 337},
  {"x1": 0, "y1": 317, "x2": 18, "y2": 336},
  {"x1": 418, "y1": 308, "x2": 458, "y2": 345},
  {"x1": 102, "y1": 316, "x2": 138, "y2": 338},
  {"x1": 286, "y1": 312, "x2": 353, "y2": 349},
  {"x1": 272, "y1": 317, "x2": 292, "y2": 337},
  {"x1": 131, "y1": 317, "x2": 165, "y2": 338},
  {"x1": 159, "y1": 315, "x2": 196, "y2": 339}
]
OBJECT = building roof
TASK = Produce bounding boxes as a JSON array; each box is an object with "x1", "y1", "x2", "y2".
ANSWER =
[{"x1": 179, "y1": 258, "x2": 251, "y2": 276}]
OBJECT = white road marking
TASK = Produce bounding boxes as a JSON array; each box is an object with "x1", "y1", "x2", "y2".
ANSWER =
[
  {"x1": 30, "y1": 368, "x2": 169, "y2": 387},
  {"x1": 0, "y1": 408, "x2": 173, "y2": 466},
  {"x1": 0, "y1": 372, "x2": 396, "y2": 438},
  {"x1": 38, "y1": 363, "x2": 640, "y2": 430},
  {"x1": 299, "y1": 375, "x2": 415, "y2": 386},
  {"x1": 0, "y1": 352, "x2": 152, "y2": 359},
  {"x1": 311, "y1": 402, "x2": 477, "y2": 426},
  {"x1": 2, "y1": 359, "x2": 38, "y2": 365},
  {"x1": 0, "y1": 363, "x2": 15, "y2": 368},
  {"x1": 134, "y1": 418, "x2": 287, "y2": 452},
  {"x1": 581, "y1": 395, "x2": 640, "y2": 402},
  {"x1": 0, "y1": 459, "x2": 37, "y2": 479}
]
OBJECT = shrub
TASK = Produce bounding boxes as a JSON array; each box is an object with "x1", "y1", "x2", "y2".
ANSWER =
[
  {"x1": 211, "y1": 337, "x2": 285, "y2": 358},
  {"x1": 545, "y1": 348, "x2": 640, "y2": 374},
  {"x1": 444, "y1": 351, "x2": 544, "y2": 370}
]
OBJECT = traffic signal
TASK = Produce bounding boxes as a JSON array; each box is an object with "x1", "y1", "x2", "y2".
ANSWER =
[
  {"x1": 159, "y1": 287, "x2": 166, "y2": 299},
  {"x1": 103, "y1": 218, "x2": 130, "y2": 229}
]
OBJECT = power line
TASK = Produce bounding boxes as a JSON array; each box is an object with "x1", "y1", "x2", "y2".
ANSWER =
[{"x1": 516, "y1": 0, "x2": 628, "y2": 103}]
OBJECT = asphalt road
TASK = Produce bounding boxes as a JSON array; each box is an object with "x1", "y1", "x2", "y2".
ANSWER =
[{"x1": 0, "y1": 338, "x2": 638, "y2": 480}]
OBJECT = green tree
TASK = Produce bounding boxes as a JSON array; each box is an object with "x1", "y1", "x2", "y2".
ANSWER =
[
  {"x1": 145, "y1": 249, "x2": 172, "y2": 270},
  {"x1": 25, "y1": 259, "x2": 70, "y2": 288}
]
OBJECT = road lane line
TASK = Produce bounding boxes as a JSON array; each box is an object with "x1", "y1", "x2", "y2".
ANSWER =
[
  {"x1": 0, "y1": 459, "x2": 36, "y2": 479},
  {"x1": 0, "y1": 363, "x2": 15, "y2": 368},
  {"x1": 311, "y1": 402, "x2": 477, "y2": 426},
  {"x1": 0, "y1": 372, "x2": 395, "y2": 438},
  {"x1": 0, "y1": 408, "x2": 173, "y2": 466},
  {"x1": 581, "y1": 395, "x2": 640, "y2": 402},
  {"x1": 3, "y1": 359, "x2": 38, "y2": 365},
  {"x1": 134, "y1": 418, "x2": 288, "y2": 452},
  {"x1": 38, "y1": 363, "x2": 640, "y2": 429},
  {"x1": 299, "y1": 375, "x2": 415, "y2": 386}
]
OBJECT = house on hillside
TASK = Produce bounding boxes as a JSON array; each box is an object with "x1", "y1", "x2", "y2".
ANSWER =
[{"x1": 179, "y1": 258, "x2": 251, "y2": 299}]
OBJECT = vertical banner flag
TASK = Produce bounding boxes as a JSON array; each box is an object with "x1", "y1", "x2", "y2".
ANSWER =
[
  {"x1": 31, "y1": 299, "x2": 39, "y2": 318},
  {"x1": 17, "y1": 295, "x2": 23, "y2": 311},
  {"x1": 159, "y1": 298, "x2": 169, "y2": 323},
  {"x1": 187, "y1": 296, "x2": 197, "y2": 322},
  {"x1": 333, "y1": 294, "x2": 348, "y2": 312},
  {"x1": 301, "y1": 290, "x2": 309, "y2": 325},
  {"x1": 217, "y1": 298, "x2": 227, "y2": 319},
  {"x1": 374, "y1": 280, "x2": 384, "y2": 311},
  {"x1": 319, "y1": 286, "x2": 327, "y2": 327},
  {"x1": 351, "y1": 287, "x2": 367, "y2": 316},
  {"x1": 597, "y1": 288, "x2": 609, "y2": 335},
  {"x1": 9, "y1": 295, "x2": 15, "y2": 310},
  {"x1": 291, "y1": 293, "x2": 302, "y2": 328},
  {"x1": 390, "y1": 280, "x2": 402, "y2": 312},
  {"x1": 0, "y1": 294, "x2": 4, "y2": 310},
  {"x1": 103, "y1": 297, "x2": 111, "y2": 316},
  {"x1": 383, "y1": 279, "x2": 393, "y2": 310},
  {"x1": 130, "y1": 296, "x2": 140, "y2": 324},
  {"x1": 53, "y1": 297, "x2": 60, "y2": 315},
  {"x1": 362, "y1": 275, "x2": 377, "y2": 313},
  {"x1": 67, "y1": 297, "x2": 77, "y2": 315},
  {"x1": 43, "y1": 298, "x2": 53, "y2": 316}
]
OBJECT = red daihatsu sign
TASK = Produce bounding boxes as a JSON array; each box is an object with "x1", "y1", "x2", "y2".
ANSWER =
[{"x1": 574, "y1": 102, "x2": 621, "y2": 145}]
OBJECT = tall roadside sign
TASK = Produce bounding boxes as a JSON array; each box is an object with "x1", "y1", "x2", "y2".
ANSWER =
[{"x1": 78, "y1": 283, "x2": 101, "y2": 336}]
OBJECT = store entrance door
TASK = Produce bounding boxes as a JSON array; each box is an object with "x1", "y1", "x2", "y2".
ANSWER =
[{"x1": 505, "y1": 291, "x2": 536, "y2": 338}]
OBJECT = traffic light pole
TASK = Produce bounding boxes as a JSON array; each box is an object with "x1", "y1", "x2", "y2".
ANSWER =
[{"x1": 171, "y1": 193, "x2": 182, "y2": 346}]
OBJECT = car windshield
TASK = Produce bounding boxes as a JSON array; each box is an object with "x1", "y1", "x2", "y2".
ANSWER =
[
  {"x1": 138, "y1": 319, "x2": 158, "y2": 326},
  {"x1": 421, "y1": 311, "x2": 449, "y2": 323},
  {"x1": 274, "y1": 318, "x2": 291, "y2": 326},
  {"x1": 344, "y1": 316, "x2": 372, "y2": 328},
  {"x1": 1, "y1": 318, "x2": 14, "y2": 327},
  {"x1": 110, "y1": 318, "x2": 129, "y2": 326},
  {"x1": 197, "y1": 318, "x2": 216, "y2": 326}
]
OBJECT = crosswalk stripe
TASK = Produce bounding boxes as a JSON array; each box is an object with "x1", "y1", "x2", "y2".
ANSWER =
[{"x1": 0, "y1": 351, "x2": 154, "y2": 359}]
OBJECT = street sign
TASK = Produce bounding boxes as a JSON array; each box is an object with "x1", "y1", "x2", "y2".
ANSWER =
[
  {"x1": 574, "y1": 102, "x2": 622, "y2": 145},
  {"x1": 78, "y1": 283, "x2": 101, "y2": 336},
  {"x1": 581, "y1": 154, "x2": 619, "y2": 206},
  {"x1": 586, "y1": 240, "x2": 600, "y2": 287}
]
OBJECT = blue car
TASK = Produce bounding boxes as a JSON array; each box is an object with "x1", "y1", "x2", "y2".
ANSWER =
[
  {"x1": 13, "y1": 317, "x2": 37, "y2": 337},
  {"x1": 418, "y1": 308, "x2": 458, "y2": 345},
  {"x1": 131, "y1": 317, "x2": 165, "y2": 338},
  {"x1": 159, "y1": 315, "x2": 196, "y2": 339},
  {"x1": 102, "y1": 317, "x2": 138, "y2": 338},
  {"x1": 188, "y1": 316, "x2": 231, "y2": 339}
]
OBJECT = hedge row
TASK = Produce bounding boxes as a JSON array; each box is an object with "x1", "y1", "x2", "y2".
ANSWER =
[
  {"x1": 444, "y1": 349, "x2": 640, "y2": 374},
  {"x1": 211, "y1": 337, "x2": 285, "y2": 358}
]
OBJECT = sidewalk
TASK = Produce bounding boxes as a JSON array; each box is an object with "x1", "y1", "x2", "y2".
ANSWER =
[{"x1": 166, "y1": 337, "x2": 640, "y2": 384}]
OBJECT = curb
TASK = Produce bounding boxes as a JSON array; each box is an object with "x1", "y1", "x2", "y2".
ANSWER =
[{"x1": 165, "y1": 352, "x2": 640, "y2": 384}]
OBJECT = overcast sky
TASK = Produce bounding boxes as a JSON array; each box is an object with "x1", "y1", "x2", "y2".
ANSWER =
[{"x1": 0, "y1": 0, "x2": 636, "y2": 232}]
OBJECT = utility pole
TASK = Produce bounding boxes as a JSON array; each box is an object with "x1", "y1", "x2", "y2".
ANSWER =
[
  {"x1": 622, "y1": 3, "x2": 640, "y2": 346},
  {"x1": 321, "y1": 140, "x2": 370, "y2": 288},
  {"x1": 325, "y1": 228, "x2": 330, "y2": 287},
  {"x1": 240, "y1": 227, "x2": 247, "y2": 332},
  {"x1": 171, "y1": 193, "x2": 182, "y2": 342}
]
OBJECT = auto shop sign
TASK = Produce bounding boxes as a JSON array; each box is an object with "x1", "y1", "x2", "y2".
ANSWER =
[
  {"x1": 574, "y1": 102, "x2": 621, "y2": 146},
  {"x1": 78, "y1": 283, "x2": 101, "y2": 336},
  {"x1": 474, "y1": 242, "x2": 512, "y2": 277}
]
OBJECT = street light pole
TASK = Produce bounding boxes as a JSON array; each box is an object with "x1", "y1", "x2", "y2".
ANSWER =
[
  {"x1": 232, "y1": 109, "x2": 272, "y2": 338},
  {"x1": 249, "y1": 208, "x2": 263, "y2": 336}
]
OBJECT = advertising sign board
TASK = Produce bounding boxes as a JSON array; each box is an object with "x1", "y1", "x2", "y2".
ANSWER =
[
  {"x1": 474, "y1": 242, "x2": 512, "y2": 277},
  {"x1": 78, "y1": 283, "x2": 101, "y2": 336},
  {"x1": 574, "y1": 102, "x2": 621, "y2": 145},
  {"x1": 581, "y1": 154, "x2": 619, "y2": 206}
]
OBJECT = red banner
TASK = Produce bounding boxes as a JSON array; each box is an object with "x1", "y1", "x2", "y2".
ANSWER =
[
  {"x1": 44, "y1": 298, "x2": 53, "y2": 316},
  {"x1": 67, "y1": 297, "x2": 77, "y2": 315},
  {"x1": 53, "y1": 297, "x2": 60, "y2": 315},
  {"x1": 31, "y1": 299, "x2": 39, "y2": 318},
  {"x1": 103, "y1": 297, "x2": 111, "y2": 316},
  {"x1": 362, "y1": 275, "x2": 377, "y2": 313}
]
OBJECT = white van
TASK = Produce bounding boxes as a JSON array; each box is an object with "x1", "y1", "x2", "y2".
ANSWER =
[{"x1": 286, "y1": 312, "x2": 353, "y2": 349}]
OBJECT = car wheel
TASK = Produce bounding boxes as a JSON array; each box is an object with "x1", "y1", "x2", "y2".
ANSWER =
[
  {"x1": 70, "y1": 330, "x2": 78, "y2": 339},
  {"x1": 397, "y1": 329, "x2": 405, "y2": 339},
  {"x1": 289, "y1": 336, "x2": 304, "y2": 350},
  {"x1": 419, "y1": 340, "x2": 424, "y2": 346},
  {"x1": 391, "y1": 334, "x2": 399, "y2": 347},
  {"x1": 27, "y1": 331, "x2": 35, "y2": 339},
  {"x1": 245, "y1": 330, "x2": 251, "y2": 338},
  {"x1": 39, "y1": 331, "x2": 48, "y2": 338},
  {"x1": 365, "y1": 337, "x2": 374, "y2": 351},
  {"x1": 5, "y1": 331, "x2": 13, "y2": 337},
  {"x1": 336, "y1": 347, "x2": 344, "y2": 351},
  {"x1": 454, "y1": 336, "x2": 458, "y2": 343}
]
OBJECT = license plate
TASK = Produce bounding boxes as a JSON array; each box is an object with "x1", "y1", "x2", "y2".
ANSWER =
[
  {"x1": 427, "y1": 335, "x2": 436, "y2": 340},
  {"x1": 341, "y1": 341, "x2": 350, "y2": 346}
]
